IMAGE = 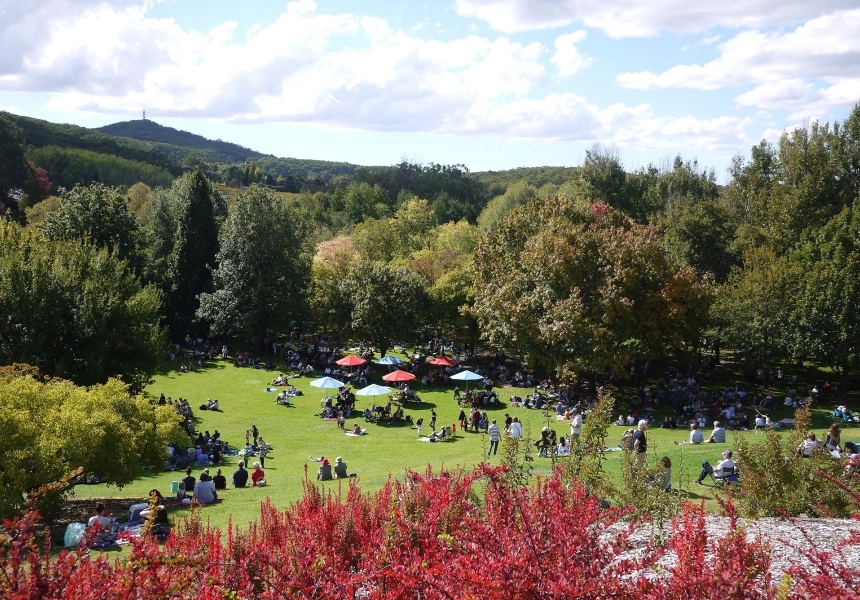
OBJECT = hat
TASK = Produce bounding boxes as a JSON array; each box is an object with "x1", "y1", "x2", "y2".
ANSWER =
[
  {"x1": 322, "y1": 458, "x2": 330, "y2": 465},
  {"x1": 336, "y1": 457, "x2": 343, "y2": 463},
  {"x1": 542, "y1": 426, "x2": 549, "y2": 432},
  {"x1": 714, "y1": 421, "x2": 720, "y2": 427}
]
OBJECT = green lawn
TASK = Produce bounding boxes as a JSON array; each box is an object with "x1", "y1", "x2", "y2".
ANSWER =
[{"x1": 74, "y1": 353, "x2": 857, "y2": 533}]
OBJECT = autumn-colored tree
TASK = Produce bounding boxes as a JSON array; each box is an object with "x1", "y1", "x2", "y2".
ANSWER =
[
  {"x1": 473, "y1": 194, "x2": 712, "y2": 382},
  {"x1": 21, "y1": 160, "x2": 51, "y2": 207},
  {"x1": 0, "y1": 374, "x2": 185, "y2": 519},
  {"x1": 311, "y1": 235, "x2": 359, "y2": 334}
]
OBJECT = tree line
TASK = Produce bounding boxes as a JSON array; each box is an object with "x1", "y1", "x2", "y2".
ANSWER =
[{"x1": 1, "y1": 104, "x2": 860, "y2": 398}]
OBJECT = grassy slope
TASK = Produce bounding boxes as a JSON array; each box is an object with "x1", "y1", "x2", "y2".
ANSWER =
[{"x1": 74, "y1": 351, "x2": 857, "y2": 533}]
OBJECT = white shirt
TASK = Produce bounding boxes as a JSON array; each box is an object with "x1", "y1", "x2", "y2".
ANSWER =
[
  {"x1": 570, "y1": 414, "x2": 583, "y2": 436},
  {"x1": 509, "y1": 422, "x2": 523, "y2": 439}
]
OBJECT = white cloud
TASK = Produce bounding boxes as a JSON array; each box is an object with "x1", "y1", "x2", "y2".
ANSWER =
[
  {"x1": 599, "y1": 105, "x2": 754, "y2": 152},
  {"x1": 453, "y1": 0, "x2": 858, "y2": 37},
  {"x1": 0, "y1": 0, "x2": 762, "y2": 157},
  {"x1": 550, "y1": 31, "x2": 592, "y2": 77},
  {"x1": 616, "y1": 9, "x2": 860, "y2": 115}
]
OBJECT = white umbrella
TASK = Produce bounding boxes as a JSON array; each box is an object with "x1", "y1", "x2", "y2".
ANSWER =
[
  {"x1": 450, "y1": 369, "x2": 484, "y2": 392},
  {"x1": 355, "y1": 384, "x2": 392, "y2": 396},
  {"x1": 309, "y1": 377, "x2": 345, "y2": 389},
  {"x1": 375, "y1": 356, "x2": 402, "y2": 366}
]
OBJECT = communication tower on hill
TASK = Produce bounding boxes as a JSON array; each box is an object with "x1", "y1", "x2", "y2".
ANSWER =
[{"x1": 143, "y1": 110, "x2": 146, "y2": 120}]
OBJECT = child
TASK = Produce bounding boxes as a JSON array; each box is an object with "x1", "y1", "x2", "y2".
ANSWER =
[
  {"x1": 176, "y1": 481, "x2": 187, "y2": 501},
  {"x1": 660, "y1": 456, "x2": 672, "y2": 492},
  {"x1": 416, "y1": 417, "x2": 424, "y2": 436}
]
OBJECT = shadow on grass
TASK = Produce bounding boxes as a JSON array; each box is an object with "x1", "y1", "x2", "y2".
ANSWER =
[{"x1": 374, "y1": 419, "x2": 415, "y2": 428}]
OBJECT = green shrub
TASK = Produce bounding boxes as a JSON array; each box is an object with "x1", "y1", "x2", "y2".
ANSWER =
[{"x1": 734, "y1": 406, "x2": 852, "y2": 517}]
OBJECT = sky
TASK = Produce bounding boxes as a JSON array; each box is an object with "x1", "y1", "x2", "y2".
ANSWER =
[{"x1": 1, "y1": 0, "x2": 859, "y2": 180}]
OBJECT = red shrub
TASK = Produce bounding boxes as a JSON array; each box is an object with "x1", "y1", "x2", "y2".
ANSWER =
[{"x1": 1, "y1": 466, "x2": 859, "y2": 599}]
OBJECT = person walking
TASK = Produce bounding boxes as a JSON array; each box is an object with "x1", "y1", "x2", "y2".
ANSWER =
[
  {"x1": 429, "y1": 409, "x2": 437, "y2": 432},
  {"x1": 487, "y1": 419, "x2": 501, "y2": 456}
]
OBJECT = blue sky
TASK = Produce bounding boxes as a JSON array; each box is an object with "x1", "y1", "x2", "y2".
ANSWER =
[{"x1": 2, "y1": 0, "x2": 859, "y2": 180}]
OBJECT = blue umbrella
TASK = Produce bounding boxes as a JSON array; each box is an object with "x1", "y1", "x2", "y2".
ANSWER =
[
  {"x1": 356, "y1": 384, "x2": 392, "y2": 397},
  {"x1": 375, "y1": 356, "x2": 402, "y2": 366},
  {"x1": 309, "y1": 377, "x2": 345, "y2": 389},
  {"x1": 450, "y1": 369, "x2": 484, "y2": 392}
]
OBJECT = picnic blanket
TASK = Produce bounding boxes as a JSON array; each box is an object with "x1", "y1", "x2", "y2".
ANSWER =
[
  {"x1": 345, "y1": 430, "x2": 367, "y2": 437},
  {"x1": 419, "y1": 436, "x2": 452, "y2": 443}
]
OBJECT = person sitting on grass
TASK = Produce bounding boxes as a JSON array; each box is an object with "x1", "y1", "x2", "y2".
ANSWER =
[
  {"x1": 825, "y1": 423, "x2": 842, "y2": 452},
  {"x1": 334, "y1": 456, "x2": 348, "y2": 479},
  {"x1": 317, "y1": 458, "x2": 333, "y2": 481},
  {"x1": 675, "y1": 422, "x2": 704, "y2": 445},
  {"x1": 696, "y1": 450, "x2": 736, "y2": 485},
  {"x1": 139, "y1": 490, "x2": 168, "y2": 524},
  {"x1": 232, "y1": 461, "x2": 249, "y2": 488},
  {"x1": 193, "y1": 476, "x2": 217, "y2": 504},
  {"x1": 213, "y1": 468, "x2": 227, "y2": 490},
  {"x1": 251, "y1": 462, "x2": 266, "y2": 486},
  {"x1": 798, "y1": 432, "x2": 820, "y2": 457},
  {"x1": 87, "y1": 502, "x2": 114, "y2": 542},
  {"x1": 352, "y1": 423, "x2": 363, "y2": 435},
  {"x1": 706, "y1": 421, "x2": 726, "y2": 443}
]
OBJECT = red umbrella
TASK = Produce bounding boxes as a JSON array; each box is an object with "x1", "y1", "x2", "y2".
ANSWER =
[
  {"x1": 336, "y1": 355, "x2": 367, "y2": 367},
  {"x1": 382, "y1": 369, "x2": 416, "y2": 382},
  {"x1": 427, "y1": 356, "x2": 457, "y2": 367}
]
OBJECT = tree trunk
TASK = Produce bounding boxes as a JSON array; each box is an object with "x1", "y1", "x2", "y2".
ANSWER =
[{"x1": 842, "y1": 365, "x2": 849, "y2": 402}]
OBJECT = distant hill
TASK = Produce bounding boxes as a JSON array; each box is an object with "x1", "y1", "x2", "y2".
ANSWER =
[
  {"x1": 97, "y1": 119, "x2": 268, "y2": 164},
  {"x1": 5, "y1": 113, "x2": 180, "y2": 175}
]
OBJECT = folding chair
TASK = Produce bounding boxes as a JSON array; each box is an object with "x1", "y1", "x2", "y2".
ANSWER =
[{"x1": 710, "y1": 464, "x2": 739, "y2": 487}]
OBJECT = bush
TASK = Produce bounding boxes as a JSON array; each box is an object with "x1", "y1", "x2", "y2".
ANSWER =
[
  {"x1": 734, "y1": 406, "x2": 853, "y2": 518},
  {"x1": 2, "y1": 465, "x2": 858, "y2": 598}
]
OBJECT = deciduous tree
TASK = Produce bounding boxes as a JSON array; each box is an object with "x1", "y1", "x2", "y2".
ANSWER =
[
  {"x1": 791, "y1": 207, "x2": 860, "y2": 399},
  {"x1": 198, "y1": 185, "x2": 311, "y2": 339},
  {"x1": 339, "y1": 261, "x2": 429, "y2": 357},
  {"x1": 713, "y1": 246, "x2": 800, "y2": 369},
  {"x1": 42, "y1": 183, "x2": 142, "y2": 275},
  {"x1": 472, "y1": 194, "x2": 712, "y2": 382},
  {"x1": 0, "y1": 220, "x2": 164, "y2": 391},
  {"x1": 0, "y1": 373, "x2": 185, "y2": 519}
]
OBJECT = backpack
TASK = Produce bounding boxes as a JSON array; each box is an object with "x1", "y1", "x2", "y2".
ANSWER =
[{"x1": 620, "y1": 430, "x2": 635, "y2": 450}]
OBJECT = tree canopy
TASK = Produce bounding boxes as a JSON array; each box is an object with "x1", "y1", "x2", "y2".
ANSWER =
[
  {"x1": 198, "y1": 185, "x2": 312, "y2": 338},
  {"x1": 0, "y1": 372, "x2": 185, "y2": 518},
  {"x1": 0, "y1": 220, "x2": 163, "y2": 391},
  {"x1": 473, "y1": 195, "x2": 712, "y2": 380},
  {"x1": 145, "y1": 172, "x2": 222, "y2": 338}
]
